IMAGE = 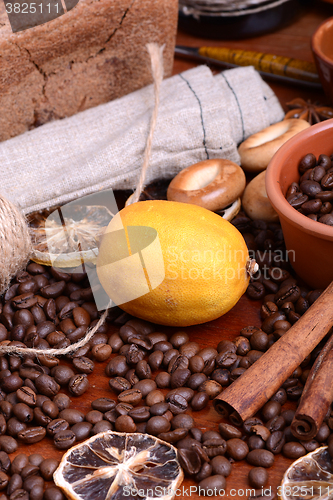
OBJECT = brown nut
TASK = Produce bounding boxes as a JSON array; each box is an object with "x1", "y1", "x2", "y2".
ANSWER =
[
  {"x1": 167, "y1": 159, "x2": 246, "y2": 212},
  {"x1": 242, "y1": 171, "x2": 279, "y2": 222},
  {"x1": 238, "y1": 119, "x2": 310, "y2": 172}
]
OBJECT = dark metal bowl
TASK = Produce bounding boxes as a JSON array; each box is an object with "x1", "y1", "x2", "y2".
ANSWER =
[{"x1": 178, "y1": 0, "x2": 300, "y2": 39}]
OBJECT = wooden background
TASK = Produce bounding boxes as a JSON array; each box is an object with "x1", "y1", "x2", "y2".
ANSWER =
[{"x1": 10, "y1": 2, "x2": 333, "y2": 499}]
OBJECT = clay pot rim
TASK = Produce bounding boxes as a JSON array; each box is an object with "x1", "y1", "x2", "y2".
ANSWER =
[
  {"x1": 311, "y1": 16, "x2": 333, "y2": 67},
  {"x1": 266, "y1": 118, "x2": 333, "y2": 242}
]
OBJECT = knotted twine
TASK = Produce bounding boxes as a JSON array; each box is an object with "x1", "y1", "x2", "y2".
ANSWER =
[{"x1": 0, "y1": 42, "x2": 165, "y2": 358}]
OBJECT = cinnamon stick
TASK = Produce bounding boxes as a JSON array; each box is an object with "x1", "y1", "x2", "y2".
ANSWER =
[
  {"x1": 213, "y1": 280, "x2": 333, "y2": 425},
  {"x1": 291, "y1": 330, "x2": 333, "y2": 441}
]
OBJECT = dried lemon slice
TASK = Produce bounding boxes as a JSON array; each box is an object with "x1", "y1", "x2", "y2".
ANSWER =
[
  {"x1": 29, "y1": 205, "x2": 113, "y2": 268},
  {"x1": 54, "y1": 431, "x2": 184, "y2": 500},
  {"x1": 279, "y1": 446, "x2": 333, "y2": 499}
]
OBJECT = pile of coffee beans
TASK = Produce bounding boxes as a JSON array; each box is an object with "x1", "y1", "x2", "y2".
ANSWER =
[
  {"x1": 0, "y1": 213, "x2": 331, "y2": 499},
  {"x1": 0, "y1": 452, "x2": 63, "y2": 500},
  {"x1": 285, "y1": 153, "x2": 333, "y2": 225}
]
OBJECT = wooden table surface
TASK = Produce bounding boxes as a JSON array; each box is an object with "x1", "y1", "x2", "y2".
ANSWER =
[
  {"x1": 11, "y1": 3, "x2": 333, "y2": 499},
  {"x1": 172, "y1": 3, "x2": 332, "y2": 498}
]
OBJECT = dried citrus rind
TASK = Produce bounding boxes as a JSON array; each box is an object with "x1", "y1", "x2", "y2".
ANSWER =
[
  {"x1": 30, "y1": 205, "x2": 113, "y2": 267},
  {"x1": 279, "y1": 446, "x2": 333, "y2": 499},
  {"x1": 54, "y1": 431, "x2": 184, "y2": 500}
]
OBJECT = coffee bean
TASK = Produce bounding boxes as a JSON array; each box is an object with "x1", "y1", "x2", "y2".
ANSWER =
[
  {"x1": 91, "y1": 344, "x2": 112, "y2": 362},
  {"x1": 315, "y1": 423, "x2": 330, "y2": 442},
  {"x1": 18, "y1": 426, "x2": 46, "y2": 444},
  {"x1": 44, "y1": 487, "x2": 65, "y2": 500},
  {"x1": 10, "y1": 489, "x2": 29, "y2": 500},
  {"x1": 191, "y1": 392, "x2": 209, "y2": 411},
  {"x1": 146, "y1": 390, "x2": 165, "y2": 407},
  {"x1": 158, "y1": 428, "x2": 188, "y2": 444},
  {"x1": 13, "y1": 403, "x2": 33, "y2": 423},
  {"x1": 178, "y1": 448, "x2": 201, "y2": 476},
  {"x1": 247, "y1": 282, "x2": 265, "y2": 300},
  {"x1": 163, "y1": 349, "x2": 179, "y2": 367},
  {"x1": 91, "y1": 398, "x2": 115, "y2": 412},
  {"x1": 248, "y1": 435, "x2": 265, "y2": 450},
  {"x1": 133, "y1": 379, "x2": 157, "y2": 398},
  {"x1": 124, "y1": 369, "x2": 139, "y2": 387},
  {"x1": 187, "y1": 373, "x2": 208, "y2": 390},
  {"x1": 243, "y1": 417, "x2": 264, "y2": 435},
  {"x1": 319, "y1": 213, "x2": 333, "y2": 225},
  {"x1": 261, "y1": 401, "x2": 281, "y2": 421},
  {"x1": 266, "y1": 415, "x2": 285, "y2": 433},
  {"x1": 168, "y1": 355, "x2": 189, "y2": 374},
  {"x1": 127, "y1": 406, "x2": 150, "y2": 423},
  {"x1": 266, "y1": 431, "x2": 285, "y2": 454},
  {"x1": 71, "y1": 421, "x2": 93, "y2": 440},
  {"x1": 198, "y1": 475, "x2": 226, "y2": 494},
  {"x1": 41, "y1": 281, "x2": 66, "y2": 299},
  {"x1": 106, "y1": 356, "x2": 129, "y2": 378},
  {"x1": 226, "y1": 438, "x2": 248, "y2": 460},
  {"x1": 109, "y1": 377, "x2": 131, "y2": 394},
  {"x1": 68, "y1": 374, "x2": 89, "y2": 396},
  {"x1": 170, "y1": 369, "x2": 191, "y2": 389},
  {"x1": 118, "y1": 389, "x2": 142, "y2": 406},
  {"x1": 83, "y1": 410, "x2": 103, "y2": 425},
  {"x1": 179, "y1": 342, "x2": 200, "y2": 359},
  {"x1": 148, "y1": 351, "x2": 163, "y2": 371},
  {"x1": 270, "y1": 388, "x2": 287, "y2": 406},
  {"x1": 54, "y1": 429, "x2": 76, "y2": 449},
  {"x1": 72, "y1": 357, "x2": 95, "y2": 375},
  {"x1": 38, "y1": 458, "x2": 59, "y2": 481},
  {"x1": 125, "y1": 319, "x2": 155, "y2": 336},
  {"x1": 6, "y1": 417, "x2": 26, "y2": 437},
  {"x1": 7, "y1": 473, "x2": 23, "y2": 496},
  {"x1": 248, "y1": 467, "x2": 268, "y2": 488},
  {"x1": 115, "y1": 415, "x2": 136, "y2": 433},
  {"x1": 171, "y1": 414, "x2": 194, "y2": 431},
  {"x1": 58, "y1": 409, "x2": 84, "y2": 425},
  {"x1": 115, "y1": 403, "x2": 133, "y2": 416},
  {"x1": 34, "y1": 375, "x2": 60, "y2": 398},
  {"x1": 53, "y1": 393, "x2": 71, "y2": 412},
  {"x1": 146, "y1": 416, "x2": 170, "y2": 436},
  {"x1": 283, "y1": 441, "x2": 306, "y2": 459},
  {"x1": 0, "y1": 435, "x2": 17, "y2": 454},
  {"x1": 301, "y1": 439, "x2": 320, "y2": 452},
  {"x1": 135, "y1": 360, "x2": 151, "y2": 380},
  {"x1": 10, "y1": 453, "x2": 28, "y2": 475},
  {"x1": 92, "y1": 421, "x2": 113, "y2": 434},
  {"x1": 247, "y1": 449, "x2": 275, "y2": 468},
  {"x1": 169, "y1": 331, "x2": 189, "y2": 348}
]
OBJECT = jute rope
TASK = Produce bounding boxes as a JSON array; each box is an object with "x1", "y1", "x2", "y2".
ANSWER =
[
  {"x1": 0, "y1": 304, "x2": 111, "y2": 357},
  {"x1": 0, "y1": 195, "x2": 32, "y2": 295},
  {"x1": 126, "y1": 43, "x2": 165, "y2": 206},
  {"x1": 0, "y1": 42, "x2": 165, "y2": 358}
]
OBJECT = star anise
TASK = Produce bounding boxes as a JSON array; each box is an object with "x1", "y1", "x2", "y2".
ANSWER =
[{"x1": 284, "y1": 98, "x2": 333, "y2": 125}]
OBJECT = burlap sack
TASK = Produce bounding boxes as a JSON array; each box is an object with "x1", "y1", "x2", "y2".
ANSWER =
[{"x1": 0, "y1": 65, "x2": 284, "y2": 214}]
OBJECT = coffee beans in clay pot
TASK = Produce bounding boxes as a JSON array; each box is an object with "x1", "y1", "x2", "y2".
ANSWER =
[
  {"x1": 0, "y1": 212, "x2": 331, "y2": 499},
  {"x1": 286, "y1": 153, "x2": 333, "y2": 225}
]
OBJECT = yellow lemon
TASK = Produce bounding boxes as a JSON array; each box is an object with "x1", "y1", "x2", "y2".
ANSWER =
[{"x1": 96, "y1": 200, "x2": 251, "y2": 327}]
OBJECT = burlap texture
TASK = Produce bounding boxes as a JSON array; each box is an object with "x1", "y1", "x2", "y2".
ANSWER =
[{"x1": 0, "y1": 65, "x2": 284, "y2": 214}]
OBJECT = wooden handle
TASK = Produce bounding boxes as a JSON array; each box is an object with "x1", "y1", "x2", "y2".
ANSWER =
[{"x1": 214, "y1": 281, "x2": 333, "y2": 424}]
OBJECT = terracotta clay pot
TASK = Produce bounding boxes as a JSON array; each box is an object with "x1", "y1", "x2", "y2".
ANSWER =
[
  {"x1": 312, "y1": 17, "x2": 333, "y2": 104},
  {"x1": 266, "y1": 119, "x2": 333, "y2": 290}
]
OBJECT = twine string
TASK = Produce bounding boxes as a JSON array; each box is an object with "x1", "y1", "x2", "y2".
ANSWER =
[
  {"x1": 126, "y1": 43, "x2": 165, "y2": 206},
  {"x1": 0, "y1": 301, "x2": 112, "y2": 358}
]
